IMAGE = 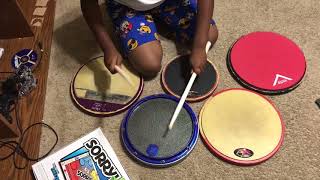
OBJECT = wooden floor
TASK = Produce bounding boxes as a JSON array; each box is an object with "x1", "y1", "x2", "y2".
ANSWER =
[{"x1": 0, "y1": 0, "x2": 56, "y2": 179}]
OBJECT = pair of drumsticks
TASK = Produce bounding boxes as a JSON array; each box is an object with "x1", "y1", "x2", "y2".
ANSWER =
[
  {"x1": 114, "y1": 41, "x2": 211, "y2": 131},
  {"x1": 168, "y1": 41, "x2": 212, "y2": 130}
]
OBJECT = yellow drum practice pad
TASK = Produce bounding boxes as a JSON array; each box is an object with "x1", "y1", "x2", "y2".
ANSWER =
[
  {"x1": 70, "y1": 56, "x2": 143, "y2": 116},
  {"x1": 199, "y1": 89, "x2": 284, "y2": 165}
]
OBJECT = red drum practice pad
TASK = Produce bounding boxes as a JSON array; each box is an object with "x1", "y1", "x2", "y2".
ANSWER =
[
  {"x1": 227, "y1": 32, "x2": 306, "y2": 94},
  {"x1": 70, "y1": 56, "x2": 143, "y2": 116},
  {"x1": 161, "y1": 55, "x2": 219, "y2": 102},
  {"x1": 199, "y1": 89, "x2": 285, "y2": 165}
]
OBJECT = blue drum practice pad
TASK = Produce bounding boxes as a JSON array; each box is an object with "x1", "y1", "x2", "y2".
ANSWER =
[{"x1": 121, "y1": 94, "x2": 199, "y2": 167}]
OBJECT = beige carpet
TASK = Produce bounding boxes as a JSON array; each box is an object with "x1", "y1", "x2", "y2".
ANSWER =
[{"x1": 40, "y1": 0, "x2": 320, "y2": 179}]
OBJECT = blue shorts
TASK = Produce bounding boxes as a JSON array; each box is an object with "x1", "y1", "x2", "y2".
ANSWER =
[{"x1": 106, "y1": 0, "x2": 215, "y2": 55}]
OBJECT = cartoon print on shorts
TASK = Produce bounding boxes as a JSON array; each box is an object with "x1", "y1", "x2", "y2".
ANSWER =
[
  {"x1": 154, "y1": 32, "x2": 160, "y2": 40},
  {"x1": 137, "y1": 22, "x2": 151, "y2": 34},
  {"x1": 111, "y1": 12, "x2": 120, "y2": 19},
  {"x1": 114, "y1": 25, "x2": 120, "y2": 34},
  {"x1": 127, "y1": 39, "x2": 138, "y2": 50},
  {"x1": 182, "y1": 0, "x2": 191, "y2": 6},
  {"x1": 126, "y1": 9, "x2": 136, "y2": 18},
  {"x1": 145, "y1": 14, "x2": 154, "y2": 22},
  {"x1": 120, "y1": 20, "x2": 133, "y2": 37},
  {"x1": 178, "y1": 17, "x2": 191, "y2": 29},
  {"x1": 164, "y1": 16, "x2": 172, "y2": 25},
  {"x1": 164, "y1": 5, "x2": 178, "y2": 15},
  {"x1": 111, "y1": 7, "x2": 123, "y2": 19},
  {"x1": 186, "y1": 12, "x2": 195, "y2": 20},
  {"x1": 180, "y1": 32, "x2": 190, "y2": 42},
  {"x1": 150, "y1": 7, "x2": 161, "y2": 15}
]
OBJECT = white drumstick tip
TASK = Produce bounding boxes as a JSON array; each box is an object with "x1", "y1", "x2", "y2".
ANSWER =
[
  {"x1": 205, "y1": 41, "x2": 211, "y2": 54},
  {"x1": 168, "y1": 72, "x2": 197, "y2": 130}
]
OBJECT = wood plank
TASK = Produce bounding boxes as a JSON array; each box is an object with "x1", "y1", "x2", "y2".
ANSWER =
[
  {"x1": 0, "y1": 0, "x2": 33, "y2": 39},
  {"x1": 0, "y1": 0, "x2": 56, "y2": 179}
]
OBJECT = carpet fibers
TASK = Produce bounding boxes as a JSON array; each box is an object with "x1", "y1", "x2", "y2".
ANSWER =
[{"x1": 39, "y1": 0, "x2": 320, "y2": 179}]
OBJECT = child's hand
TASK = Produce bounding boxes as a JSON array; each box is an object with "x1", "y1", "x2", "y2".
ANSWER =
[
  {"x1": 190, "y1": 47, "x2": 207, "y2": 74},
  {"x1": 104, "y1": 48, "x2": 123, "y2": 74}
]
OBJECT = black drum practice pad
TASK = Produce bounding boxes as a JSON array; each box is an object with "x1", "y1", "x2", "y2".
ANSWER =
[{"x1": 161, "y1": 55, "x2": 219, "y2": 102}]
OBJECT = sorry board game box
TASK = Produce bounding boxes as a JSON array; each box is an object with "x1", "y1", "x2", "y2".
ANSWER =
[{"x1": 32, "y1": 128, "x2": 130, "y2": 180}]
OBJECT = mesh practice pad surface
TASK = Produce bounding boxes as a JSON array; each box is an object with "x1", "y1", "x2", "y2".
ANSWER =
[
  {"x1": 121, "y1": 94, "x2": 199, "y2": 167},
  {"x1": 162, "y1": 55, "x2": 218, "y2": 102},
  {"x1": 71, "y1": 56, "x2": 143, "y2": 116},
  {"x1": 199, "y1": 89, "x2": 284, "y2": 165},
  {"x1": 227, "y1": 32, "x2": 306, "y2": 94}
]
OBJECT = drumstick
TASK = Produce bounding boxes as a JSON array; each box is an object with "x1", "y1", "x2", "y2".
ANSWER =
[
  {"x1": 114, "y1": 65, "x2": 135, "y2": 87},
  {"x1": 168, "y1": 41, "x2": 212, "y2": 130}
]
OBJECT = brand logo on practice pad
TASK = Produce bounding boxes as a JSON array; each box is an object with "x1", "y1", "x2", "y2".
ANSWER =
[
  {"x1": 234, "y1": 148, "x2": 253, "y2": 158},
  {"x1": 273, "y1": 74, "x2": 293, "y2": 86}
]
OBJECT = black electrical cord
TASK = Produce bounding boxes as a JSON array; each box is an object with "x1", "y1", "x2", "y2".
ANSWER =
[
  {"x1": 0, "y1": 91, "x2": 58, "y2": 170},
  {"x1": 0, "y1": 70, "x2": 58, "y2": 169}
]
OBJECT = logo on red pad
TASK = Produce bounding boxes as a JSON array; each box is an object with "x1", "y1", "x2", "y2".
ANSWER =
[{"x1": 273, "y1": 74, "x2": 292, "y2": 86}]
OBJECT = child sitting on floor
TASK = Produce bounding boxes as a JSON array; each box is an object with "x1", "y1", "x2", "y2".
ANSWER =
[{"x1": 80, "y1": 0, "x2": 218, "y2": 77}]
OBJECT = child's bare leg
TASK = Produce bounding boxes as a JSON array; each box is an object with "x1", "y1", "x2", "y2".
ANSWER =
[
  {"x1": 208, "y1": 24, "x2": 219, "y2": 47},
  {"x1": 128, "y1": 41, "x2": 163, "y2": 78}
]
